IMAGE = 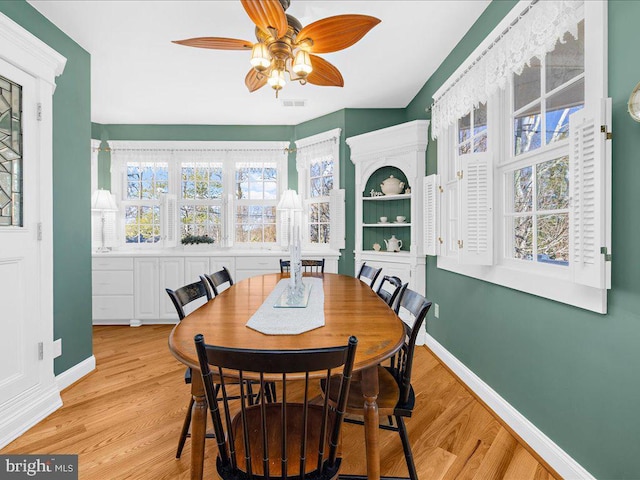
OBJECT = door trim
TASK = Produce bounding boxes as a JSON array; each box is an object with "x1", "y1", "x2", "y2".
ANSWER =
[{"x1": 0, "y1": 12, "x2": 66, "y2": 449}]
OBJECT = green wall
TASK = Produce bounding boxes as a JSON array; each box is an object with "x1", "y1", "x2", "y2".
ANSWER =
[
  {"x1": 406, "y1": 1, "x2": 640, "y2": 478},
  {"x1": 0, "y1": 1, "x2": 92, "y2": 375}
]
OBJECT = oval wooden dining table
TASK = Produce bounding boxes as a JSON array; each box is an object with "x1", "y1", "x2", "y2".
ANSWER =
[{"x1": 169, "y1": 272, "x2": 406, "y2": 480}]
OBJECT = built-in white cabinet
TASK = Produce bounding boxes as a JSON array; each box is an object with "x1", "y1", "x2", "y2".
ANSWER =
[
  {"x1": 92, "y1": 251, "x2": 338, "y2": 325},
  {"x1": 92, "y1": 257, "x2": 134, "y2": 323},
  {"x1": 347, "y1": 120, "x2": 429, "y2": 296}
]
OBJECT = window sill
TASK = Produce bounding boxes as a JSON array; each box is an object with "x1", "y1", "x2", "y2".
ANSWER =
[{"x1": 436, "y1": 256, "x2": 607, "y2": 313}]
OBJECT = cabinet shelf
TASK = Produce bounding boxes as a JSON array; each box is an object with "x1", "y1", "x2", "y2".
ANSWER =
[
  {"x1": 363, "y1": 193, "x2": 411, "y2": 201},
  {"x1": 363, "y1": 223, "x2": 412, "y2": 227}
]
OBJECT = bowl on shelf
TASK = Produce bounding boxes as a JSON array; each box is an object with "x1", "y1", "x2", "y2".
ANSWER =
[
  {"x1": 379, "y1": 216, "x2": 388, "y2": 223},
  {"x1": 396, "y1": 216, "x2": 406, "y2": 223}
]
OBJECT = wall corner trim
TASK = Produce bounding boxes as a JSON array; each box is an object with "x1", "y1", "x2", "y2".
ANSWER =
[
  {"x1": 425, "y1": 334, "x2": 595, "y2": 480},
  {"x1": 56, "y1": 355, "x2": 96, "y2": 391}
]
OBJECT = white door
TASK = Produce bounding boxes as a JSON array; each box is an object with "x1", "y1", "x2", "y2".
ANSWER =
[{"x1": 0, "y1": 60, "x2": 42, "y2": 406}]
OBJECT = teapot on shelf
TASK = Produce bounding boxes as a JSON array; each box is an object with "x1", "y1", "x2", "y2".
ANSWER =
[
  {"x1": 384, "y1": 235, "x2": 403, "y2": 252},
  {"x1": 380, "y1": 175, "x2": 405, "y2": 195}
]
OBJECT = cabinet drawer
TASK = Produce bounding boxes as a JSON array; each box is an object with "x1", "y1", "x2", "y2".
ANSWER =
[
  {"x1": 93, "y1": 270, "x2": 134, "y2": 295},
  {"x1": 92, "y1": 257, "x2": 134, "y2": 270},
  {"x1": 235, "y1": 256, "x2": 279, "y2": 271},
  {"x1": 92, "y1": 295, "x2": 134, "y2": 320}
]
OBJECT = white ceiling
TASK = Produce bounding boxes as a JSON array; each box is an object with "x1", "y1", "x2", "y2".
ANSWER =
[{"x1": 28, "y1": 0, "x2": 490, "y2": 126}]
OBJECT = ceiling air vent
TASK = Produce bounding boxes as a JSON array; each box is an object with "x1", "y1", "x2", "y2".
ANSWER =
[{"x1": 281, "y1": 99, "x2": 307, "y2": 108}]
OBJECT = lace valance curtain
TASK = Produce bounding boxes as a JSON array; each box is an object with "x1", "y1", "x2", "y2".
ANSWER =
[
  {"x1": 109, "y1": 141, "x2": 289, "y2": 164},
  {"x1": 430, "y1": 0, "x2": 583, "y2": 139},
  {"x1": 294, "y1": 129, "x2": 340, "y2": 171}
]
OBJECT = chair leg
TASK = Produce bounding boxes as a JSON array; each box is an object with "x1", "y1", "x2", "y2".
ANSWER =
[
  {"x1": 396, "y1": 416, "x2": 417, "y2": 480},
  {"x1": 176, "y1": 396, "x2": 195, "y2": 459}
]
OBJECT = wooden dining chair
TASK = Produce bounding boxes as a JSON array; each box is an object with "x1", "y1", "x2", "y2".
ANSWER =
[
  {"x1": 165, "y1": 279, "x2": 213, "y2": 458},
  {"x1": 201, "y1": 266, "x2": 234, "y2": 296},
  {"x1": 376, "y1": 275, "x2": 403, "y2": 311},
  {"x1": 279, "y1": 258, "x2": 325, "y2": 273},
  {"x1": 321, "y1": 287, "x2": 431, "y2": 480},
  {"x1": 195, "y1": 334, "x2": 358, "y2": 480},
  {"x1": 356, "y1": 262, "x2": 383, "y2": 289}
]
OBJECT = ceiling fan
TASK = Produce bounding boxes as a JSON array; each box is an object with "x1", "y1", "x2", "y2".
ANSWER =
[{"x1": 172, "y1": 0, "x2": 381, "y2": 97}]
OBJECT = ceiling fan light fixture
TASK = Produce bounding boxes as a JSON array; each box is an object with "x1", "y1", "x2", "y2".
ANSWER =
[
  {"x1": 250, "y1": 43, "x2": 271, "y2": 71},
  {"x1": 292, "y1": 50, "x2": 312, "y2": 77},
  {"x1": 268, "y1": 69, "x2": 286, "y2": 92}
]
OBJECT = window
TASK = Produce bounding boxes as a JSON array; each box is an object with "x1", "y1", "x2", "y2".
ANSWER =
[
  {"x1": 180, "y1": 161, "x2": 223, "y2": 242},
  {"x1": 110, "y1": 141, "x2": 288, "y2": 248},
  {"x1": 124, "y1": 161, "x2": 168, "y2": 244},
  {"x1": 295, "y1": 129, "x2": 345, "y2": 250},
  {"x1": 430, "y1": 1, "x2": 610, "y2": 313},
  {"x1": 235, "y1": 161, "x2": 278, "y2": 243}
]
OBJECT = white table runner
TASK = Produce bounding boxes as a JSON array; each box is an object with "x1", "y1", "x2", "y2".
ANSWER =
[{"x1": 246, "y1": 278, "x2": 325, "y2": 335}]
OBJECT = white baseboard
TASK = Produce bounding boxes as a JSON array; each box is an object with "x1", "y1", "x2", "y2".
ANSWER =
[
  {"x1": 425, "y1": 334, "x2": 595, "y2": 480},
  {"x1": 92, "y1": 319, "x2": 178, "y2": 326},
  {"x1": 55, "y1": 355, "x2": 96, "y2": 391},
  {"x1": 0, "y1": 385, "x2": 62, "y2": 450}
]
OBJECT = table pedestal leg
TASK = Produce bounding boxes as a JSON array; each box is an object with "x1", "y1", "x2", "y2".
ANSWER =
[
  {"x1": 190, "y1": 374, "x2": 207, "y2": 480},
  {"x1": 361, "y1": 366, "x2": 380, "y2": 480}
]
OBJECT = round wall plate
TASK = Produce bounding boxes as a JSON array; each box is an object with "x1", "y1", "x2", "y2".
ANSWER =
[{"x1": 628, "y1": 81, "x2": 640, "y2": 122}]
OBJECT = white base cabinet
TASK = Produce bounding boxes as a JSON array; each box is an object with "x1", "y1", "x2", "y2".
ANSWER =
[{"x1": 92, "y1": 251, "x2": 338, "y2": 325}]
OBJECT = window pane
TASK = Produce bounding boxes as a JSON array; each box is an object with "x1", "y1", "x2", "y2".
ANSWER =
[
  {"x1": 311, "y1": 178, "x2": 322, "y2": 197},
  {"x1": 264, "y1": 181, "x2": 277, "y2": 200},
  {"x1": 514, "y1": 57, "x2": 541, "y2": 111},
  {"x1": 310, "y1": 224, "x2": 319, "y2": 243},
  {"x1": 537, "y1": 156, "x2": 569, "y2": 210},
  {"x1": 537, "y1": 214, "x2": 569, "y2": 265},
  {"x1": 310, "y1": 161, "x2": 321, "y2": 178},
  {"x1": 319, "y1": 202, "x2": 330, "y2": 223},
  {"x1": 458, "y1": 113, "x2": 471, "y2": 143},
  {"x1": 514, "y1": 166, "x2": 533, "y2": 212},
  {"x1": 322, "y1": 160, "x2": 333, "y2": 176},
  {"x1": 458, "y1": 142, "x2": 471, "y2": 156},
  {"x1": 319, "y1": 224, "x2": 330, "y2": 243},
  {"x1": 310, "y1": 203, "x2": 319, "y2": 223},
  {"x1": 546, "y1": 21, "x2": 584, "y2": 93},
  {"x1": 180, "y1": 205, "x2": 221, "y2": 243},
  {"x1": 545, "y1": 78, "x2": 584, "y2": 144},
  {"x1": 126, "y1": 205, "x2": 160, "y2": 243},
  {"x1": 322, "y1": 176, "x2": 333, "y2": 196},
  {"x1": 513, "y1": 216, "x2": 533, "y2": 261},
  {"x1": 126, "y1": 162, "x2": 167, "y2": 200},
  {"x1": 473, "y1": 133, "x2": 487, "y2": 153},
  {"x1": 473, "y1": 103, "x2": 487, "y2": 136},
  {"x1": 514, "y1": 103, "x2": 541, "y2": 155}
]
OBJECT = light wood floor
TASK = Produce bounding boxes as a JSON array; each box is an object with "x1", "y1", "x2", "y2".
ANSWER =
[{"x1": 1, "y1": 325, "x2": 559, "y2": 480}]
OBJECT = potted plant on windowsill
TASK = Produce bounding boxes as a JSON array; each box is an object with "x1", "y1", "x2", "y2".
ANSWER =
[{"x1": 181, "y1": 234, "x2": 215, "y2": 250}]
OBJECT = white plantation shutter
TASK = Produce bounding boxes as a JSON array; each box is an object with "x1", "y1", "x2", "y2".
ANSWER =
[
  {"x1": 162, "y1": 194, "x2": 178, "y2": 247},
  {"x1": 329, "y1": 188, "x2": 345, "y2": 250},
  {"x1": 569, "y1": 99, "x2": 610, "y2": 289},
  {"x1": 423, "y1": 174, "x2": 440, "y2": 256},
  {"x1": 459, "y1": 152, "x2": 493, "y2": 265}
]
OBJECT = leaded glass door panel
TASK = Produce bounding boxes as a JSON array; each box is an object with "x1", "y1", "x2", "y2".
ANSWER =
[{"x1": 0, "y1": 74, "x2": 22, "y2": 226}]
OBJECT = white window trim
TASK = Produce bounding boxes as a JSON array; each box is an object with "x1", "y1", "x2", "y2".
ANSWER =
[
  {"x1": 109, "y1": 140, "x2": 289, "y2": 249},
  {"x1": 295, "y1": 128, "x2": 343, "y2": 251},
  {"x1": 434, "y1": 0, "x2": 609, "y2": 314}
]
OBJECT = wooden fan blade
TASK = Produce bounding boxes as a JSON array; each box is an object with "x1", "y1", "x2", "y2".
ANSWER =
[
  {"x1": 297, "y1": 15, "x2": 381, "y2": 54},
  {"x1": 307, "y1": 55, "x2": 344, "y2": 87},
  {"x1": 245, "y1": 68, "x2": 268, "y2": 92},
  {"x1": 172, "y1": 37, "x2": 253, "y2": 50},
  {"x1": 241, "y1": 0, "x2": 287, "y2": 39}
]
